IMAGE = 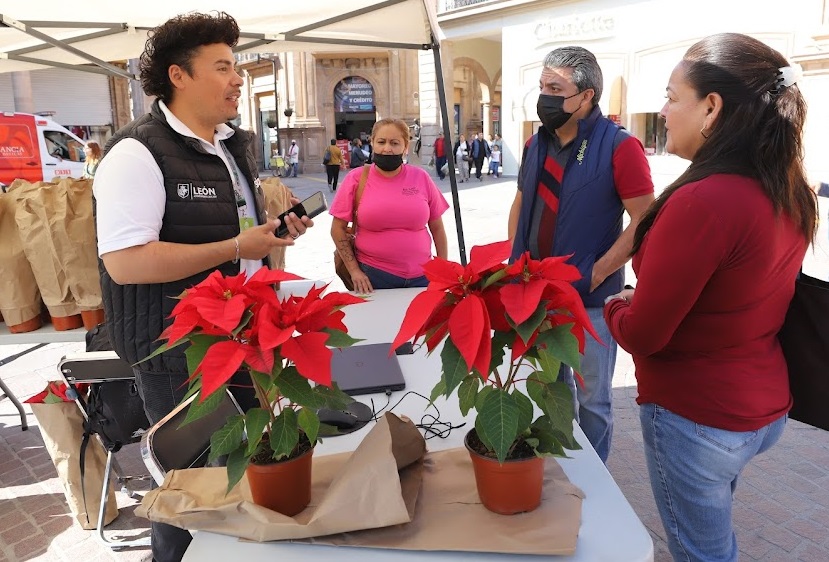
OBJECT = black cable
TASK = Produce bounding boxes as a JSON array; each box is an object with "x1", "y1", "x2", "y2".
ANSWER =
[{"x1": 370, "y1": 390, "x2": 466, "y2": 440}]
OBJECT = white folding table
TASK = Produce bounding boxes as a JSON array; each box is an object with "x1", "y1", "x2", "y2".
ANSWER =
[{"x1": 183, "y1": 287, "x2": 654, "y2": 562}]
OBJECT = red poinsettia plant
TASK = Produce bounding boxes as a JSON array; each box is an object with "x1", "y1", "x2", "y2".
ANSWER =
[
  {"x1": 146, "y1": 267, "x2": 364, "y2": 491},
  {"x1": 392, "y1": 240, "x2": 599, "y2": 464}
]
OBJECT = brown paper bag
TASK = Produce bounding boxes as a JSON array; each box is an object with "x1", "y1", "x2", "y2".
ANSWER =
[
  {"x1": 138, "y1": 413, "x2": 585, "y2": 554},
  {"x1": 0, "y1": 189, "x2": 43, "y2": 326},
  {"x1": 13, "y1": 181, "x2": 79, "y2": 317},
  {"x1": 260, "y1": 177, "x2": 293, "y2": 270},
  {"x1": 57, "y1": 178, "x2": 102, "y2": 311},
  {"x1": 30, "y1": 402, "x2": 119, "y2": 530},
  {"x1": 138, "y1": 413, "x2": 425, "y2": 541}
]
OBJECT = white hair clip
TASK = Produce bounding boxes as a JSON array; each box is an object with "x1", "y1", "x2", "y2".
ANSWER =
[{"x1": 774, "y1": 63, "x2": 803, "y2": 92}]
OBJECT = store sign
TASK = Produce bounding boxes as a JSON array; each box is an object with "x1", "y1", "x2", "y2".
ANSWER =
[
  {"x1": 535, "y1": 15, "x2": 615, "y2": 44},
  {"x1": 334, "y1": 77, "x2": 375, "y2": 112},
  {"x1": 491, "y1": 106, "x2": 500, "y2": 122}
]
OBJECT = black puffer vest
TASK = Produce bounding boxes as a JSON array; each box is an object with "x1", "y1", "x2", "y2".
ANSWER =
[{"x1": 97, "y1": 100, "x2": 268, "y2": 374}]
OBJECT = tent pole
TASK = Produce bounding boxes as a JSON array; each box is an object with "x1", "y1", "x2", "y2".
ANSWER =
[{"x1": 431, "y1": 41, "x2": 467, "y2": 265}]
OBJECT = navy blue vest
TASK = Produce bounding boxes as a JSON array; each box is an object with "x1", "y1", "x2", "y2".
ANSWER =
[{"x1": 511, "y1": 107, "x2": 624, "y2": 307}]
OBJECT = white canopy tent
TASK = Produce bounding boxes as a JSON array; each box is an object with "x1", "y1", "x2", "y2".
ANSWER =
[{"x1": 0, "y1": 0, "x2": 468, "y2": 261}]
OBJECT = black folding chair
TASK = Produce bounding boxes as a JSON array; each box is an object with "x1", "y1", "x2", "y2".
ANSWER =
[
  {"x1": 58, "y1": 350, "x2": 152, "y2": 549},
  {"x1": 141, "y1": 389, "x2": 243, "y2": 485}
]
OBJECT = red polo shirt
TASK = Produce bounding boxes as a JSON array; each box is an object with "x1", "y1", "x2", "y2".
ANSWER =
[{"x1": 605, "y1": 174, "x2": 807, "y2": 431}]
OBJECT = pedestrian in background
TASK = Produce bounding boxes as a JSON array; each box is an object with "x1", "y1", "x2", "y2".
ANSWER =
[
  {"x1": 324, "y1": 138, "x2": 344, "y2": 191},
  {"x1": 82, "y1": 141, "x2": 102, "y2": 179},
  {"x1": 604, "y1": 34, "x2": 817, "y2": 562},
  {"x1": 433, "y1": 131, "x2": 447, "y2": 180},
  {"x1": 287, "y1": 139, "x2": 299, "y2": 177},
  {"x1": 488, "y1": 143, "x2": 501, "y2": 178}
]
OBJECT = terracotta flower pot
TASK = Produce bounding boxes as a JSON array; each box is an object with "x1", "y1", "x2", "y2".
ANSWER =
[
  {"x1": 465, "y1": 429, "x2": 544, "y2": 515},
  {"x1": 246, "y1": 446, "x2": 313, "y2": 516}
]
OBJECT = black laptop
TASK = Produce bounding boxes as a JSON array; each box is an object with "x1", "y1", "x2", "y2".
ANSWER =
[{"x1": 331, "y1": 343, "x2": 406, "y2": 395}]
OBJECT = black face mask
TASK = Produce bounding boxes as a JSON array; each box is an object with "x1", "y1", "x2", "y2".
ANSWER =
[
  {"x1": 537, "y1": 92, "x2": 582, "y2": 134},
  {"x1": 372, "y1": 153, "x2": 404, "y2": 172}
]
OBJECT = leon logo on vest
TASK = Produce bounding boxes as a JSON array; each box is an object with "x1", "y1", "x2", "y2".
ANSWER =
[{"x1": 177, "y1": 182, "x2": 218, "y2": 200}]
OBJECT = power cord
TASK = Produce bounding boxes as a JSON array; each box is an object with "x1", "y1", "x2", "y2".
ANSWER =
[{"x1": 369, "y1": 389, "x2": 466, "y2": 440}]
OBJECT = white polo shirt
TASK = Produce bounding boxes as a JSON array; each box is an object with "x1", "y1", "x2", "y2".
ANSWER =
[{"x1": 94, "y1": 102, "x2": 262, "y2": 277}]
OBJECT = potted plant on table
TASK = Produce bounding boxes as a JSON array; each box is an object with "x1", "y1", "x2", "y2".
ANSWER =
[
  {"x1": 391, "y1": 240, "x2": 598, "y2": 515},
  {"x1": 147, "y1": 268, "x2": 364, "y2": 516}
]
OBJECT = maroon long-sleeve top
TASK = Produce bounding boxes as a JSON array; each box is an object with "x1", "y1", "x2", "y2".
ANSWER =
[{"x1": 605, "y1": 174, "x2": 807, "y2": 431}]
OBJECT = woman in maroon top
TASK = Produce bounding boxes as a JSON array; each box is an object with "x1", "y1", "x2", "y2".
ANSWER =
[{"x1": 604, "y1": 34, "x2": 817, "y2": 562}]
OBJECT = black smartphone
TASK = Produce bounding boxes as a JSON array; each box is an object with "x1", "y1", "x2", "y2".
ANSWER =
[
  {"x1": 394, "y1": 342, "x2": 414, "y2": 355},
  {"x1": 274, "y1": 191, "x2": 328, "y2": 238}
]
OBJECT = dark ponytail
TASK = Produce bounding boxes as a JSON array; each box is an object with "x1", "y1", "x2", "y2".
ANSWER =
[{"x1": 633, "y1": 33, "x2": 817, "y2": 255}]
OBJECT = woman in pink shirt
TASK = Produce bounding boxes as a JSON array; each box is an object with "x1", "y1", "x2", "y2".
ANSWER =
[{"x1": 330, "y1": 118, "x2": 449, "y2": 292}]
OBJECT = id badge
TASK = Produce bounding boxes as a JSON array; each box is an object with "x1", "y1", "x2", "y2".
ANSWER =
[{"x1": 239, "y1": 217, "x2": 255, "y2": 231}]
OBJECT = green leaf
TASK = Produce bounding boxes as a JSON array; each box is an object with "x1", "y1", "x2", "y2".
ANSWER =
[
  {"x1": 510, "y1": 302, "x2": 547, "y2": 345},
  {"x1": 182, "y1": 378, "x2": 202, "y2": 402},
  {"x1": 536, "y1": 324, "x2": 581, "y2": 372},
  {"x1": 269, "y1": 409, "x2": 299, "y2": 460},
  {"x1": 43, "y1": 391, "x2": 63, "y2": 404},
  {"x1": 209, "y1": 415, "x2": 245, "y2": 461},
  {"x1": 487, "y1": 331, "x2": 511, "y2": 375},
  {"x1": 323, "y1": 328, "x2": 364, "y2": 349},
  {"x1": 526, "y1": 372, "x2": 546, "y2": 409},
  {"x1": 481, "y1": 267, "x2": 509, "y2": 289},
  {"x1": 315, "y1": 383, "x2": 353, "y2": 411},
  {"x1": 474, "y1": 416, "x2": 494, "y2": 452},
  {"x1": 232, "y1": 309, "x2": 254, "y2": 338},
  {"x1": 539, "y1": 380, "x2": 576, "y2": 436},
  {"x1": 297, "y1": 408, "x2": 321, "y2": 445},
  {"x1": 512, "y1": 389, "x2": 534, "y2": 435},
  {"x1": 440, "y1": 338, "x2": 471, "y2": 396},
  {"x1": 139, "y1": 338, "x2": 188, "y2": 364},
  {"x1": 429, "y1": 378, "x2": 447, "y2": 404},
  {"x1": 180, "y1": 387, "x2": 226, "y2": 428},
  {"x1": 184, "y1": 334, "x2": 222, "y2": 376},
  {"x1": 276, "y1": 366, "x2": 322, "y2": 409},
  {"x1": 243, "y1": 408, "x2": 271, "y2": 456},
  {"x1": 535, "y1": 346, "x2": 561, "y2": 384},
  {"x1": 475, "y1": 385, "x2": 494, "y2": 411},
  {"x1": 477, "y1": 389, "x2": 519, "y2": 464},
  {"x1": 457, "y1": 375, "x2": 480, "y2": 416},
  {"x1": 225, "y1": 447, "x2": 251, "y2": 494},
  {"x1": 530, "y1": 415, "x2": 581, "y2": 457}
]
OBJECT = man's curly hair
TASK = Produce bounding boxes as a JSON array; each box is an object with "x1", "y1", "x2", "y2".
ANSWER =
[{"x1": 139, "y1": 11, "x2": 240, "y2": 102}]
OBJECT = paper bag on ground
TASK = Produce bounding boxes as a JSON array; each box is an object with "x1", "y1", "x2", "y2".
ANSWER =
[
  {"x1": 260, "y1": 177, "x2": 292, "y2": 270},
  {"x1": 138, "y1": 413, "x2": 425, "y2": 541},
  {"x1": 0, "y1": 189, "x2": 42, "y2": 326},
  {"x1": 30, "y1": 402, "x2": 119, "y2": 529},
  {"x1": 13, "y1": 180, "x2": 79, "y2": 317}
]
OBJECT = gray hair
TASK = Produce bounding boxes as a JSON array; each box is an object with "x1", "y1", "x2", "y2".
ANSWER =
[{"x1": 543, "y1": 46, "x2": 603, "y2": 106}]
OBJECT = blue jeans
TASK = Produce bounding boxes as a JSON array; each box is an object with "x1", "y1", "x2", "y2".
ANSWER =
[
  {"x1": 291, "y1": 162, "x2": 298, "y2": 177},
  {"x1": 640, "y1": 403, "x2": 787, "y2": 562},
  {"x1": 435, "y1": 156, "x2": 447, "y2": 179},
  {"x1": 558, "y1": 306, "x2": 616, "y2": 463},
  {"x1": 359, "y1": 262, "x2": 428, "y2": 289}
]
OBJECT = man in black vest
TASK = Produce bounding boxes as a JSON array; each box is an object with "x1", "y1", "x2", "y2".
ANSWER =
[{"x1": 93, "y1": 12, "x2": 313, "y2": 561}]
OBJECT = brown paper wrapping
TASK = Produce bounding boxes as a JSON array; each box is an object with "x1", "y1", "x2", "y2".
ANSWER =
[
  {"x1": 13, "y1": 178, "x2": 102, "y2": 317},
  {"x1": 138, "y1": 413, "x2": 584, "y2": 555},
  {"x1": 31, "y1": 402, "x2": 119, "y2": 529},
  {"x1": 0, "y1": 189, "x2": 43, "y2": 325},
  {"x1": 57, "y1": 178, "x2": 102, "y2": 311},
  {"x1": 260, "y1": 177, "x2": 293, "y2": 270}
]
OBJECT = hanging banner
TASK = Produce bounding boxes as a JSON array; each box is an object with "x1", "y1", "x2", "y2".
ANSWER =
[{"x1": 334, "y1": 77, "x2": 375, "y2": 113}]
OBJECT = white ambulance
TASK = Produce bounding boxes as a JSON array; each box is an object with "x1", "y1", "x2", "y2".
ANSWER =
[{"x1": 0, "y1": 112, "x2": 87, "y2": 191}]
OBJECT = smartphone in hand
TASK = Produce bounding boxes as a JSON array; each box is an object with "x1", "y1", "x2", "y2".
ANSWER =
[{"x1": 274, "y1": 191, "x2": 328, "y2": 238}]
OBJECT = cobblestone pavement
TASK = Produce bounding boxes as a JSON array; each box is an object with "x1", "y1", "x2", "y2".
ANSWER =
[{"x1": 2, "y1": 158, "x2": 829, "y2": 561}]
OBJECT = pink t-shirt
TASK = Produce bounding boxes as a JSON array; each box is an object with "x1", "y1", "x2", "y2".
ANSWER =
[{"x1": 330, "y1": 164, "x2": 449, "y2": 278}]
